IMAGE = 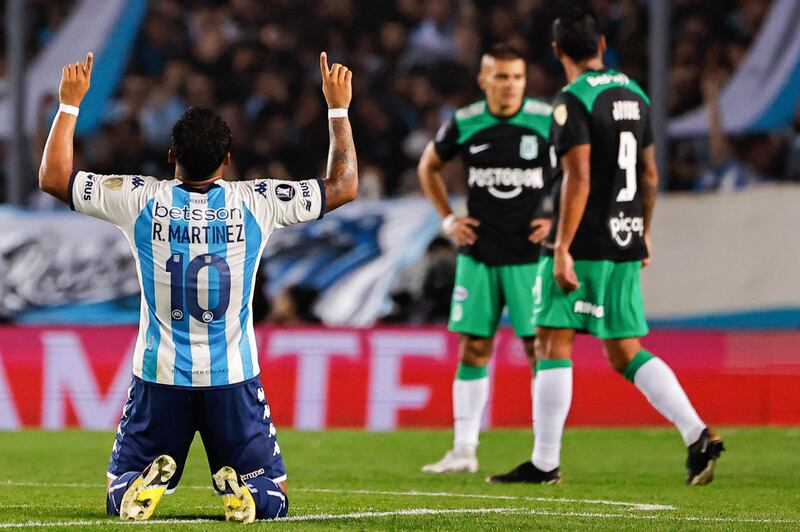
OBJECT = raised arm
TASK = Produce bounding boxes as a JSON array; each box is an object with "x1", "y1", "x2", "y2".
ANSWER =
[
  {"x1": 319, "y1": 52, "x2": 358, "y2": 212},
  {"x1": 39, "y1": 53, "x2": 93, "y2": 203},
  {"x1": 553, "y1": 144, "x2": 591, "y2": 293}
]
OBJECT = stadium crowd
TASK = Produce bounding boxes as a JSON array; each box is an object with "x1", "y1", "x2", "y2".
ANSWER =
[{"x1": 5, "y1": 0, "x2": 795, "y2": 203}]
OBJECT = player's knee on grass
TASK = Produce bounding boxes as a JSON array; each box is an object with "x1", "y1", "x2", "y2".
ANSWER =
[
  {"x1": 245, "y1": 475, "x2": 289, "y2": 519},
  {"x1": 459, "y1": 334, "x2": 493, "y2": 366},
  {"x1": 106, "y1": 471, "x2": 140, "y2": 516}
]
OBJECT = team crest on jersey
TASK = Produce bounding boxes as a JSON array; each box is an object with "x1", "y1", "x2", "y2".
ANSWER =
[
  {"x1": 103, "y1": 177, "x2": 124, "y2": 190},
  {"x1": 553, "y1": 103, "x2": 567, "y2": 126},
  {"x1": 275, "y1": 183, "x2": 295, "y2": 202},
  {"x1": 519, "y1": 135, "x2": 538, "y2": 160},
  {"x1": 553, "y1": 104, "x2": 568, "y2": 126}
]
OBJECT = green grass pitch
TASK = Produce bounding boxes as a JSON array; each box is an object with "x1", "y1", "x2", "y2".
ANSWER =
[{"x1": 1, "y1": 428, "x2": 799, "y2": 530}]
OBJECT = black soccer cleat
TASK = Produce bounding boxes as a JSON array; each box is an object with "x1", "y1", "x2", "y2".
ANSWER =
[
  {"x1": 486, "y1": 461, "x2": 561, "y2": 484},
  {"x1": 686, "y1": 428, "x2": 725, "y2": 486}
]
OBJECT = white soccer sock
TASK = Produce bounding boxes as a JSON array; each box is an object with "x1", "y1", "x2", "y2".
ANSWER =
[
  {"x1": 531, "y1": 363, "x2": 572, "y2": 471},
  {"x1": 452, "y1": 376, "x2": 489, "y2": 454},
  {"x1": 630, "y1": 354, "x2": 706, "y2": 446}
]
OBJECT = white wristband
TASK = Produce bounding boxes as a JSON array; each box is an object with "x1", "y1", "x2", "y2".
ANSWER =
[
  {"x1": 328, "y1": 108, "x2": 348, "y2": 119},
  {"x1": 59, "y1": 103, "x2": 80, "y2": 117},
  {"x1": 441, "y1": 214, "x2": 456, "y2": 234}
]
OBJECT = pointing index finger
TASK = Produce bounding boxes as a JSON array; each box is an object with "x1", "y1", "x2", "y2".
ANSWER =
[
  {"x1": 85, "y1": 52, "x2": 94, "y2": 77},
  {"x1": 319, "y1": 52, "x2": 329, "y2": 78}
]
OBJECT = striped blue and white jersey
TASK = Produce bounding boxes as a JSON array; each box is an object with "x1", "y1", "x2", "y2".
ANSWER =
[{"x1": 69, "y1": 172, "x2": 326, "y2": 386}]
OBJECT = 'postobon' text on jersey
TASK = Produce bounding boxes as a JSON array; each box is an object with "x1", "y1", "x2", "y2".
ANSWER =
[
  {"x1": 435, "y1": 98, "x2": 554, "y2": 265},
  {"x1": 550, "y1": 68, "x2": 653, "y2": 261},
  {"x1": 69, "y1": 172, "x2": 326, "y2": 386}
]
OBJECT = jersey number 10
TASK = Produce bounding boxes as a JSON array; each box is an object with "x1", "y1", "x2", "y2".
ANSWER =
[
  {"x1": 616, "y1": 131, "x2": 637, "y2": 202},
  {"x1": 166, "y1": 253, "x2": 231, "y2": 323}
]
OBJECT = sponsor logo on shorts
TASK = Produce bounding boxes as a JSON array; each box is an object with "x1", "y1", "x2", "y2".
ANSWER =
[
  {"x1": 241, "y1": 468, "x2": 265, "y2": 481},
  {"x1": 453, "y1": 286, "x2": 469, "y2": 302},
  {"x1": 573, "y1": 300, "x2": 604, "y2": 318},
  {"x1": 609, "y1": 212, "x2": 644, "y2": 248},
  {"x1": 451, "y1": 303, "x2": 463, "y2": 322}
]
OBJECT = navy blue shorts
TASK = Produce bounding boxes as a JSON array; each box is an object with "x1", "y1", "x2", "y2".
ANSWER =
[{"x1": 108, "y1": 375, "x2": 286, "y2": 491}]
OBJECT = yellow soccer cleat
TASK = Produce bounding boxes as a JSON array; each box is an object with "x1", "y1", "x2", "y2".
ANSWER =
[
  {"x1": 213, "y1": 466, "x2": 256, "y2": 524},
  {"x1": 120, "y1": 455, "x2": 177, "y2": 521}
]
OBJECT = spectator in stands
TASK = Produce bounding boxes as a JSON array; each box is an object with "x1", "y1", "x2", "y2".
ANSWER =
[
  {"x1": 696, "y1": 73, "x2": 788, "y2": 191},
  {"x1": 3, "y1": 0, "x2": 785, "y2": 199}
]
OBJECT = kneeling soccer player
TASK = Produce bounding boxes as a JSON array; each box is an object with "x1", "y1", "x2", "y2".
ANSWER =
[{"x1": 38, "y1": 51, "x2": 358, "y2": 521}]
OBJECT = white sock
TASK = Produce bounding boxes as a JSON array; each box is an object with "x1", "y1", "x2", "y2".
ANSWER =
[
  {"x1": 452, "y1": 376, "x2": 489, "y2": 455},
  {"x1": 631, "y1": 355, "x2": 706, "y2": 446},
  {"x1": 531, "y1": 365, "x2": 572, "y2": 471}
]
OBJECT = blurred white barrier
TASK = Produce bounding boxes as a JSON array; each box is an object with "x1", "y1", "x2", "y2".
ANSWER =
[{"x1": 642, "y1": 184, "x2": 800, "y2": 323}]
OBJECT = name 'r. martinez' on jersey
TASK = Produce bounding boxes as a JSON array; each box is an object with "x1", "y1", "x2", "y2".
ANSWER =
[{"x1": 69, "y1": 172, "x2": 326, "y2": 387}]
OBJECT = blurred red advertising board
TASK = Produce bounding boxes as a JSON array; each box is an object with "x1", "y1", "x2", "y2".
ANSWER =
[{"x1": 0, "y1": 326, "x2": 798, "y2": 430}]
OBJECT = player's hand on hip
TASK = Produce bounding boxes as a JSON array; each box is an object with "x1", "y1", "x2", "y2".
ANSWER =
[
  {"x1": 554, "y1": 248, "x2": 580, "y2": 294},
  {"x1": 445, "y1": 216, "x2": 479, "y2": 246},
  {"x1": 642, "y1": 232, "x2": 653, "y2": 268},
  {"x1": 59, "y1": 52, "x2": 93, "y2": 107},
  {"x1": 529, "y1": 217, "x2": 552, "y2": 244},
  {"x1": 319, "y1": 52, "x2": 352, "y2": 109}
]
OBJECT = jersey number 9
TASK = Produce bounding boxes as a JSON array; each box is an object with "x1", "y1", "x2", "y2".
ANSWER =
[{"x1": 616, "y1": 131, "x2": 637, "y2": 202}]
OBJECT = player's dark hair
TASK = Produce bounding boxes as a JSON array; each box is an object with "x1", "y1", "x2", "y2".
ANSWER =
[
  {"x1": 552, "y1": 5, "x2": 602, "y2": 61},
  {"x1": 484, "y1": 43, "x2": 525, "y2": 62},
  {"x1": 169, "y1": 107, "x2": 232, "y2": 182}
]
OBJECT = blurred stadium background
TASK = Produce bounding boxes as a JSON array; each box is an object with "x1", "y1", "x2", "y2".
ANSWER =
[{"x1": 0, "y1": 0, "x2": 799, "y2": 434}]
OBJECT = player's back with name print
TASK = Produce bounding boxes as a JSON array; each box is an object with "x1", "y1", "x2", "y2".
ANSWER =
[
  {"x1": 69, "y1": 171, "x2": 325, "y2": 386},
  {"x1": 132, "y1": 179, "x2": 274, "y2": 388},
  {"x1": 130, "y1": 177, "x2": 325, "y2": 387}
]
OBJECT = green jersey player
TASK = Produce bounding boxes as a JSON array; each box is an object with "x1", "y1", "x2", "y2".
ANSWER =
[
  {"x1": 489, "y1": 7, "x2": 723, "y2": 486},
  {"x1": 418, "y1": 44, "x2": 554, "y2": 474}
]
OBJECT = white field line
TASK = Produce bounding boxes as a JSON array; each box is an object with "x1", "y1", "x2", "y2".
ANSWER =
[
  {"x1": 0, "y1": 481, "x2": 673, "y2": 511},
  {"x1": 0, "y1": 508, "x2": 799, "y2": 528},
  {"x1": 294, "y1": 487, "x2": 674, "y2": 511}
]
